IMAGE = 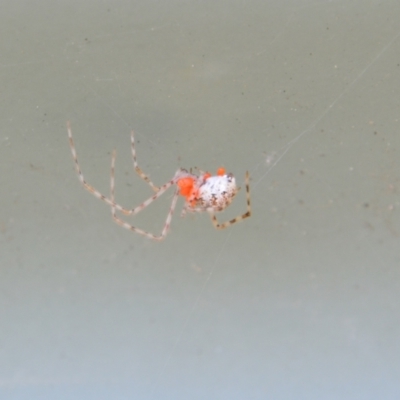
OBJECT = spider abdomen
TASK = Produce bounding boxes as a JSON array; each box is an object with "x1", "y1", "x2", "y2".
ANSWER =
[{"x1": 198, "y1": 173, "x2": 238, "y2": 210}]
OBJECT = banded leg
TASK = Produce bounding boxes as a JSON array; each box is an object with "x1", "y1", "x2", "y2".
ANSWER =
[
  {"x1": 67, "y1": 121, "x2": 164, "y2": 215},
  {"x1": 210, "y1": 171, "x2": 251, "y2": 229},
  {"x1": 110, "y1": 150, "x2": 180, "y2": 240},
  {"x1": 130, "y1": 130, "x2": 159, "y2": 192}
]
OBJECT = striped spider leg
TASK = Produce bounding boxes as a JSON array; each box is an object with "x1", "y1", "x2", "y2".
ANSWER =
[
  {"x1": 67, "y1": 121, "x2": 182, "y2": 240},
  {"x1": 67, "y1": 121, "x2": 251, "y2": 241},
  {"x1": 110, "y1": 149, "x2": 182, "y2": 240}
]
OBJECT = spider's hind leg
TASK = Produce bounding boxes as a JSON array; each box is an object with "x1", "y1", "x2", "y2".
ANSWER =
[{"x1": 210, "y1": 171, "x2": 251, "y2": 230}]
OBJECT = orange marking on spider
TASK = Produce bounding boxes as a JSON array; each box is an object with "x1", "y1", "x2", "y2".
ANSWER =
[{"x1": 67, "y1": 121, "x2": 251, "y2": 241}]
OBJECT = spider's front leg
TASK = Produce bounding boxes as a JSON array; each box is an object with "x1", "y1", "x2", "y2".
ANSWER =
[
  {"x1": 129, "y1": 130, "x2": 159, "y2": 193},
  {"x1": 110, "y1": 149, "x2": 181, "y2": 240},
  {"x1": 68, "y1": 121, "x2": 163, "y2": 217}
]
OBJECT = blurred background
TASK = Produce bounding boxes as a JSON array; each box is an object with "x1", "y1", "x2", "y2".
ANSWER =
[{"x1": 1, "y1": 1, "x2": 400, "y2": 399}]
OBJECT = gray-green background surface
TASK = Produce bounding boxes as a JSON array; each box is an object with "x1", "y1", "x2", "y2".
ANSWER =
[{"x1": 1, "y1": 1, "x2": 400, "y2": 399}]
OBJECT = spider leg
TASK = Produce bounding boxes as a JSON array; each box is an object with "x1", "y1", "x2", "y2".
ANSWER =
[
  {"x1": 68, "y1": 121, "x2": 117, "y2": 205},
  {"x1": 68, "y1": 121, "x2": 170, "y2": 216},
  {"x1": 210, "y1": 171, "x2": 251, "y2": 229},
  {"x1": 130, "y1": 130, "x2": 159, "y2": 192},
  {"x1": 110, "y1": 149, "x2": 180, "y2": 240}
]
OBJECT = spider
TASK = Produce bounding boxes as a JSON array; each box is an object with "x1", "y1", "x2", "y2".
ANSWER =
[{"x1": 67, "y1": 121, "x2": 251, "y2": 241}]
